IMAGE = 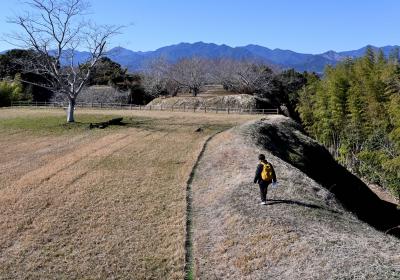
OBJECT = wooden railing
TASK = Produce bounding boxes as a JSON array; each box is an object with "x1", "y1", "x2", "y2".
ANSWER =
[{"x1": 9, "y1": 101, "x2": 280, "y2": 115}]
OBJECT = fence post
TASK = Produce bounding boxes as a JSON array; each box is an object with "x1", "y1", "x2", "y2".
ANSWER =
[
  {"x1": 216, "y1": 106, "x2": 218, "y2": 114},
  {"x1": 150, "y1": 105, "x2": 152, "y2": 111},
  {"x1": 193, "y1": 106, "x2": 196, "y2": 113},
  {"x1": 100, "y1": 103, "x2": 103, "y2": 108},
  {"x1": 228, "y1": 106, "x2": 230, "y2": 114},
  {"x1": 204, "y1": 106, "x2": 207, "y2": 113},
  {"x1": 262, "y1": 109, "x2": 265, "y2": 114},
  {"x1": 276, "y1": 108, "x2": 279, "y2": 115},
  {"x1": 183, "y1": 104, "x2": 186, "y2": 112}
]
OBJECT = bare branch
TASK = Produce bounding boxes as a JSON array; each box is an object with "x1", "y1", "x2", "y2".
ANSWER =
[{"x1": 5, "y1": 0, "x2": 122, "y2": 121}]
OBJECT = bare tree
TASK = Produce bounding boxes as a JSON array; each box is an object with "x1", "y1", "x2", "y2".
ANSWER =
[
  {"x1": 164, "y1": 79, "x2": 181, "y2": 97},
  {"x1": 142, "y1": 57, "x2": 182, "y2": 97},
  {"x1": 77, "y1": 86, "x2": 129, "y2": 103},
  {"x1": 141, "y1": 57, "x2": 170, "y2": 97},
  {"x1": 7, "y1": 0, "x2": 121, "y2": 122},
  {"x1": 214, "y1": 60, "x2": 274, "y2": 95},
  {"x1": 170, "y1": 57, "x2": 208, "y2": 97}
]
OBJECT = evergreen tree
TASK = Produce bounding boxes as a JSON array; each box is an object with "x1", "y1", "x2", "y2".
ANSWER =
[{"x1": 388, "y1": 47, "x2": 400, "y2": 64}]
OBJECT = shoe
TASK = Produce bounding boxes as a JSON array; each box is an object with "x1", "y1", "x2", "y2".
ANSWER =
[{"x1": 260, "y1": 201, "x2": 266, "y2": 205}]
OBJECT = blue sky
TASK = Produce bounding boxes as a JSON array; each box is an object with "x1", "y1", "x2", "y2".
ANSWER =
[{"x1": 0, "y1": 0, "x2": 398, "y2": 53}]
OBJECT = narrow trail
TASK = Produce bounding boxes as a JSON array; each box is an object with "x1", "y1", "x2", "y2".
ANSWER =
[
  {"x1": 184, "y1": 131, "x2": 225, "y2": 280},
  {"x1": 188, "y1": 118, "x2": 400, "y2": 279}
]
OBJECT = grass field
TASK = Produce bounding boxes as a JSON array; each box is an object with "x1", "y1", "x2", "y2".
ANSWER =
[{"x1": 0, "y1": 108, "x2": 261, "y2": 279}]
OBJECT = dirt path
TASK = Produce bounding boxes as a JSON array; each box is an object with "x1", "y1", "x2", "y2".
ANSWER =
[
  {"x1": 184, "y1": 131, "x2": 225, "y2": 279},
  {"x1": 190, "y1": 119, "x2": 400, "y2": 279}
]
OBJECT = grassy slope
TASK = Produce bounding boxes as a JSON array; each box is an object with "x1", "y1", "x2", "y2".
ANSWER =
[
  {"x1": 0, "y1": 109, "x2": 260, "y2": 279},
  {"x1": 191, "y1": 116, "x2": 400, "y2": 279}
]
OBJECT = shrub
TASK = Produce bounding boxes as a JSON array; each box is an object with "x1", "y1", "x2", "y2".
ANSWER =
[{"x1": 0, "y1": 78, "x2": 27, "y2": 107}]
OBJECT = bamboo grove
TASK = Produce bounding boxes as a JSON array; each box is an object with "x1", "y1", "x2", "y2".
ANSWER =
[{"x1": 297, "y1": 47, "x2": 400, "y2": 200}]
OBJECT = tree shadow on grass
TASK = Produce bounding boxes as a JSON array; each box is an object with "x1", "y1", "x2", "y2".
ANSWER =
[{"x1": 266, "y1": 199, "x2": 341, "y2": 214}]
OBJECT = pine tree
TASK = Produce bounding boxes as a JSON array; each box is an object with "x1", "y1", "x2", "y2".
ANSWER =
[
  {"x1": 388, "y1": 47, "x2": 400, "y2": 64},
  {"x1": 364, "y1": 45, "x2": 375, "y2": 71}
]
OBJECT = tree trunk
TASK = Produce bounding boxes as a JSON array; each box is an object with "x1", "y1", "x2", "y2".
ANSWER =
[
  {"x1": 193, "y1": 88, "x2": 199, "y2": 97},
  {"x1": 67, "y1": 98, "x2": 76, "y2": 123}
]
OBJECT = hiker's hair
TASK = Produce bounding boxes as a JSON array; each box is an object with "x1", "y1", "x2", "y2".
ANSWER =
[{"x1": 258, "y1": 154, "x2": 266, "y2": 161}]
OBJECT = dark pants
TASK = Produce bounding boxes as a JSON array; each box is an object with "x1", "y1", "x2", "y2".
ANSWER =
[{"x1": 259, "y1": 181, "x2": 271, "y2": 202}]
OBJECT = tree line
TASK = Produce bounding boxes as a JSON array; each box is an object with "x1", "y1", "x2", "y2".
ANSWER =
[
  {"x1": 0, "y1": 50, "x2": 310, "y2": 116},
  {"x1": 297, "y1": 46, "x2": 400, "y2": 199}
]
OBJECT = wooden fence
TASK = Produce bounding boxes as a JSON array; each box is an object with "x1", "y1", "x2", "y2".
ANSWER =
[{"x1": 10, "y1": 101, "x2": 280, "y2": 115}]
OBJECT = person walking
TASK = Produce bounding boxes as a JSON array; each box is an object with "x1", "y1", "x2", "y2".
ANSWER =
[{"x1": 254, "y1": 154, "x2": 277, "y2": 205}]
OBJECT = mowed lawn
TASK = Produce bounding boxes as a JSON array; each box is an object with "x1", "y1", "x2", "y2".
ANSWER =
[{"x1": 0, "y1": 108, "x2": 260, "y2": 279}]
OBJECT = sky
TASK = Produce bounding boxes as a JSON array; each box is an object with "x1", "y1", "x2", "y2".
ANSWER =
[{"x1": 0, "y1": 0, "x2": 398, "y2": 54}]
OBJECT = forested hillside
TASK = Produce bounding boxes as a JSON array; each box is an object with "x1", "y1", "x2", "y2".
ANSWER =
[{"x1": 297, "y1": 47, "x2": 400, "y2": 200}]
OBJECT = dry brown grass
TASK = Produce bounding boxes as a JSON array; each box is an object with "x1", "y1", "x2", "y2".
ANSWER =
[
  {"x1": 0, "y1": 108, "x2": 261, "y2": 279},
  {"x1": 3, "y1": 108, "x2": 398, "y2": 279},
  {"x1": 191, "y1": 116, "x2": 400, "y2": 279}
]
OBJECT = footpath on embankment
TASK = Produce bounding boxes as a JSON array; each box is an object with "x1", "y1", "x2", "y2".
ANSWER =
[{"x1": 185, "y1": 115, "x2": 400, "y2": 280}]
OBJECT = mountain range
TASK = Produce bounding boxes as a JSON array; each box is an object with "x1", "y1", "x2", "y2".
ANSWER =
[
  {"x1": 105, "y1": 42, "x2": 399, "y2": 73},
  {"x1": 3, "y1": 42, "x2": 399, "y2": 73}
]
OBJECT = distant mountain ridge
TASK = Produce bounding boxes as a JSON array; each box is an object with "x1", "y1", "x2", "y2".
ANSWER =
[
  {"x1": 3, "y1": 42, "x2": 399, "y2": 73},
  {"x1": 105, "y1": 42, "x2": 399, "y2": 73}
]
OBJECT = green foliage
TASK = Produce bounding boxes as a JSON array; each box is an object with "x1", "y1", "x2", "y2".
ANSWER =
[
  {"x1": 388, "y1": 47, "x2": 400, "y2": 64},
  {"x1": 297, "y1": 72, "x2": 320, "y2": 131},
  {"x1": 87, "y1": 57, "x2": 128, "y2": 86},
  {"x1": 0, "y1": 49, "x2": 53, "y2": 102},
  {"x1": 274, "y1": 69, "x2": 309, "y2": 120},
  {"x1": 84, "y1": 58, "x2": 152, "y2": 105},
  {"x1": 297, "y1": 48, "x2": 400, "y2": 199},
  {"x1": 0, "y1": 77, "x2": 29, "y2": 107},
  {"x1": 0, "y1": 81, "x2": 14, "y2": 106}
]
